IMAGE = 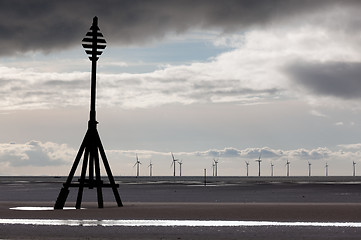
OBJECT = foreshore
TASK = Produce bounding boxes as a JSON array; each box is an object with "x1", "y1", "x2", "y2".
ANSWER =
[
  {"x1": 1, "y1": 176, "x2": 361, "y2": 239},
  {"x1": 2, "y1": 202, "x2": 361, "y2": 222}
]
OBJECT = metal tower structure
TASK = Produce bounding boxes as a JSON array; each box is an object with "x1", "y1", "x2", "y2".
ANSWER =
[
  {"x1": 54, "y1": 17, "x2": 123, "y2": 209},
  {"x1": 256, "y1": 154, "x2": 262, "y2": 177}
]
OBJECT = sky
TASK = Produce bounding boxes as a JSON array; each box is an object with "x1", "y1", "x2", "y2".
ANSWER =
[{"x1": 1, "y1": 0, "x2": 361, "y2": 176}]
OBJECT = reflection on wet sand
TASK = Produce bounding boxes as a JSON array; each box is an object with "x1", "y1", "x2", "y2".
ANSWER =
[{"x1": 1, "y1": 218, "x2": 361, "y2": 227}]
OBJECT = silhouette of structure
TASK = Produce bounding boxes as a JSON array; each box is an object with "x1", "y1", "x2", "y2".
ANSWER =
[
  {"x1": 134, "y1": 154, "x2": 141, "y2": 177},
  {"x1": 286, "y1": 159, "x2": 290, "y2": 176},
  {"x1": 245, "y1": 161, "x2": 249, "y2": 177},
  {"x1": 353, "y1": 161, "x2": 356, "y2": 176},
  {"x1": 256, "y1": 154, "x2": 262, "y2": 176},
  {"x1": 178, "y1": 160, "x2": 183, "y2": 176},
  {"x1": 54, "y1": 17, "x2": 122, "y2": 209},
  {"x1": 325, "y1": 162, "x2": 329, "y2": 176},
  {"x1": 148, "y1": 160, "x2": 153, "y2": 177},
  {"x1": 171, "y1": 153, "x2": 178, "y2": 177},
  {"x1": 270, "y1": 162, "x2": 274, "y2": 177},
  {"x1": 204, "y1": 168, "x2": 207, "y2": 186},
  {"x1": 213, "y1": 159, "x2": 219, "y2": 176},
  {"x1": 212, "y1": 162, "x2": 216, "y2": 176},
  {"x1": 308, "y1": 161, "x2": 312, "y2": 177}
]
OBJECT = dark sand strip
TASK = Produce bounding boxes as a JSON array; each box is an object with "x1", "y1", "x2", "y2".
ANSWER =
[{"x1": 2, "y1": 201, "x2": 361, "y2": 222}]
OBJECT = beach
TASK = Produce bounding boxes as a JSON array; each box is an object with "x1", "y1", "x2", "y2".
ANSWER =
[{"x1": 1, "y1": 176, "x2": 361, "y2": 239}]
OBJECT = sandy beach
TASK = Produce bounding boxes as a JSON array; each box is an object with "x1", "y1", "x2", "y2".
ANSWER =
[{"x1": 1, "y1": 176, "x2": 361, "y2": 239}]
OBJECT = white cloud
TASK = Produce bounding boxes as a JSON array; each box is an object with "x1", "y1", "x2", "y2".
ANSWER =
[
  {"x1": 310, "y1": 110, "x2": 327, "y2": 118},
  {"x1": 0, "y1": 141, "x2": 74, "y2": 167},
  {"x1": 335, "y1": 122, "x2": 344, "y2": 126}
]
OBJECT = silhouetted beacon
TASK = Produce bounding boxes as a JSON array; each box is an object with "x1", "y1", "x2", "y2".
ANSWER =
[{"x1": 54, "y1": 16, "x2": 123, "y2": 209}]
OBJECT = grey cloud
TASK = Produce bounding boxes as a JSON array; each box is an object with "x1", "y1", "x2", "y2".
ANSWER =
[
  {"x1": 290, "y1": 148, "x2": 328, "y2": 160},
  {"x1": 243, "y1": 148, "x2": 283, "y2": 159},
  {"x1": 0, "y1": 0, "x2": 358, "y2": 55},
  {"x1": 0, "y1": 68, "x2": 94, "y2": 109},
  {"x1": 0, "y1": 141, "x2": 69, "y2": 167},
  {"x1": 197, "y1": 147, "x2": 335, "y2": 162},
  {"x1": 286, "y1": 61, "x2": 361, "y2": 99},
  {"x1": 204, "y1": 147, "x2": 283, "y2": 159},
  {"x1": 44, "y1": 80, "x2": 86, "y2": 88},
  {"x1": 206, "y1": 148, "x2": 241, "y2": 158}
]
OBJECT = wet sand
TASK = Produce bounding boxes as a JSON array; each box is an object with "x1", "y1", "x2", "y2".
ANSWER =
[
  {"x1": 1, "y1": 177, "x2": 361, "y2": 239},
  {"x1": 2, "y1": 202, "x2": 361, "y2": 222}
]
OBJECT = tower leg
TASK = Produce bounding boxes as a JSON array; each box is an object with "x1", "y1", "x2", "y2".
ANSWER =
[
  {"x1": 97, "y1": 133, "x2": 123, "y2": 207},
  {"x1": 76, "y1": 149, "x2": 89, "y2": 209},
  {"x1": 54, "y1": 134, "x2": 88, "y2": 209},
  {"x1": 94, "y1": 149, "x2": 104, "y2": 208}
]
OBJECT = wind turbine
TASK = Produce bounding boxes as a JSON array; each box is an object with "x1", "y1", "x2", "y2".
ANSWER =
[
  {"x1": 212, "y1": 162, "x2": 215, "y2": 176},
  {"x1": 245, "y1": 161, "x2": 250, "y2": 177},
  {"x1": 285, "y1": 159, "x2": 290, "y2": 177},
  {"x1": 256, "y1": 153, "x2": 262, "y2": 176},
  {"x1": 178, "y1": 160, "x2": 183, "y2": 176},
  {"x1": 133, "y1": 154, "x2": 141, "y2": 177},
  {"x1": 213, "y1": 159, "x2": 219, "y2": 176},
  {"x1": 270, "y1": 162, "x2": 274, "y2": 177},
  {"x1": 325, "y1": 162, "x2": 329, "y2": 176},
  {"x1": 353, "y1": 161, "x2": 357, "y2": 176},
  {"x1": 171, "y1": 153, "x2": 178, "y2": 177},
  {"x1": 148, "y1": 160, "x2": 153, "y2": 177},
  {"x1": 308, "y1": 161, "x2": 312, "y2": 177}
]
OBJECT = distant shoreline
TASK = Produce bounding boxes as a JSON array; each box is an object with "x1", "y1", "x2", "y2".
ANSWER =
[{"x1": 1, "y1": 175, "x2": 361, "y2": 184}]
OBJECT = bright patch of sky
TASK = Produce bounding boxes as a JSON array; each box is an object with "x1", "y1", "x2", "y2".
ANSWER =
[{"x1": 1, "y1": 31, "x2": 234, "y2": 74}]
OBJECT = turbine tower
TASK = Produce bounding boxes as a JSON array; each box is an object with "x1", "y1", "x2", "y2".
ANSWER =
[
  {"x1": 134, "y1": 154, "x2": 141, "y2": 177},
  {"x1": 270, "y1": 162, "x2": 274, "y2": 177},
  {"x1": 286, "y1": 159, "x2": 290, "y2": 177},
  {"x1": 256, "y1": 153, "x2": 262, "y2": 177},
  {"x1": 212, "y1": 162, "x2": 216, "y2": 176},
  {"x1": 325, "y1": 162, "x2": 329, "y2": 176},
  {"x1": 245, "y1": 161, "x2": 249, "y2": 177},
  {"x1": 178, "y1": 160, "x2": 183, "y2": 176},
  {"x1": 171, "y1": 153, "x2": 178, "y2": 177},
  {"x1": 213, "y1": 159, "x2": 219, "y2": 176},
  {"x1": 54, "y1": 17, "x2": 122, "y2": 209},
  {"x1": 308, "y1": 161, "x2": 312, "y2": 177},
  {"x1": 148, "y1": 160, "x2": 153, "y2": 177},
  {"x1": 353, "y1": 161, "x2": 356, "y2": 176}
]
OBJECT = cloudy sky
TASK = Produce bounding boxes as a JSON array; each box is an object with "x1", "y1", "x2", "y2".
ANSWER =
[{"x1": 1, "y1": 0, "x2": 361, "y2": 176}]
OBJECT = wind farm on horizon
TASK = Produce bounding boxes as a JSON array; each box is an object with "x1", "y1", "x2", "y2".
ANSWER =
[{"x1": 122, "y1": 152, "x2": 360, "y2": 178}]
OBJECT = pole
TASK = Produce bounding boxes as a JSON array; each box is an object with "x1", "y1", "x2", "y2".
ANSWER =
[
  {"x1": 173, "y1": 161, "x2": 175, "y2": 177},
  {"x1": 204, "y1": 168, "x2": 207, "y2": 186},
  {"x1": 90, "y1": 17, "x2": 98, "y2": 124}
]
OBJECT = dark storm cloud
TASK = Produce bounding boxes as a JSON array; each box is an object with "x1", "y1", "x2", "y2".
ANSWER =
[
  {"x1": 286, "y1": 61, "x2": 361, "y2": 99},
  {"x1": 0, "y1": 0, "x2": 357, "y2": 55}
]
